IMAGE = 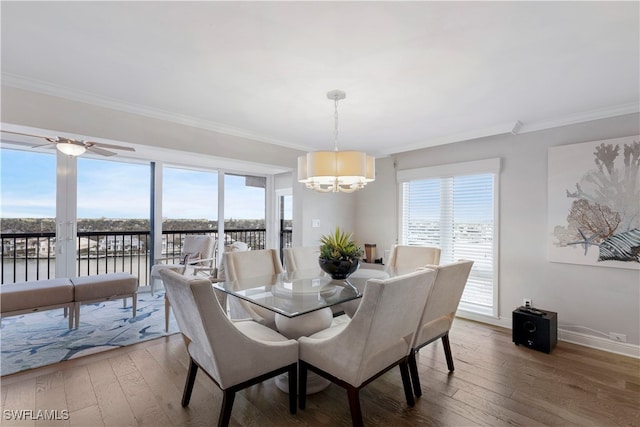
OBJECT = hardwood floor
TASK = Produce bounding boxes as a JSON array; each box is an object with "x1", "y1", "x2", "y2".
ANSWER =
[{"x1": 1, "y1": 318, "x2": 638, "y2": 426}]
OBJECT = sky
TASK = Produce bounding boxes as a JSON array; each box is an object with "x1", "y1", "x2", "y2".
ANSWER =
[{"x1": 1, "y1": 148, "x2": 268, "y2": 220}]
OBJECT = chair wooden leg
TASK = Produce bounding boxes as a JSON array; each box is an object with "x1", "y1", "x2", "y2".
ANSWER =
[
  {"x1": 408, "y1": 350, "x2": 422, "y2": 397},
  {"x1": 346, "y1": 386, "x2": 364, "y2": 427},
  {"x1": 442, "y1": 333, "x2": 455, "y2": 372},
  {"x1": 219, "y1": 389, "x2": 235, "y2": 427},
  {"x1": 288, "y1": 363, "x2": 297, "y2": 414},
  {"x1": 132, "y1": 294, "x2": 137, "y2": 318},
  {"x1": 181, "y1": 358, "x2": 199, "y2": 407},
  {"x1": 399, "y1": 359, "x2": 415, "y2": 407},
  {"x1": 299, "y1": 361, "x2": 308, "y2": 410}
]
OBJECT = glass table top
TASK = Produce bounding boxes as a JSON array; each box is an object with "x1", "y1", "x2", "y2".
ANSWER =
[{"x1": 213, "y1": 270, "x2": 361, "y2": 318}]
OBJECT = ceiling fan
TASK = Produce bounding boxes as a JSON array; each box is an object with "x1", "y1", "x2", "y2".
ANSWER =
[{"x1": 1, "y1": 130, "x2": 136, "y2": 157}]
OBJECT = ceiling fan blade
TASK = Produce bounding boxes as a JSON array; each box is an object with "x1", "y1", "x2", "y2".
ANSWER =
[
  {"x1": 31, "y1": 141, "x2": 57, "y2": 149},
  {"x1": 86, "y1": 146, "x2": 117, "y2": 157},
  {"x1": 87, "y1": 141, "x2": 135, "y2": 152},
  {"x1": 1, "y1": 130, "x2": 49, "y2": 139}
]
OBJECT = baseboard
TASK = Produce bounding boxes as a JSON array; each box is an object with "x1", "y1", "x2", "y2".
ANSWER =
[
  {"x1": 456, "y1": 309, "x2": 511, "y2": 329},
  {"x1": 455, "y1": 310, "x2": 640, "y2": 359},
  {"x1": 558, "y1": 329, "x2": 640, "y2": 359}
]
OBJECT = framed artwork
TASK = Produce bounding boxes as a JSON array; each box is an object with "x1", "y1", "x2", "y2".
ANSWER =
[{"x1": 548, "y1": 135, "x2": 639, "y2": 269}]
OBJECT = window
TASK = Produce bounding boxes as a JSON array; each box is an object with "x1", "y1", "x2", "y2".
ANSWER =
[
  {"x1": 224, "y1": 173, "x2": 266, "y2": 250},
  {"x1": 398, "y1": 158, "x2": 500, "y2": 317},
  {"x1": 77, "y1": 157, "x2": 150, "y2": 278},
  {"x1": 0, "y1": 149, "x2": 56, "y2": 283}
]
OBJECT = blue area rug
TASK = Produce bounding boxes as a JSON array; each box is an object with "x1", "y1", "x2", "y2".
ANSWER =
[{"x1": 1, "y1": 292, "x2": 178, "y2": 376}]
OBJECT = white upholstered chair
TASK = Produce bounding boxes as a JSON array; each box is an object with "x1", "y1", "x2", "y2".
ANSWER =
[
  {"x1": 223, "y1": 249, "x2": 283, "y2": 329},
  {"x1": 215, "y1": 240, "x2": 249, "y2": 281},
  {"x1": 159, "y1": 269, "x2": 298, "y2": 427},
  {"x1": 151, "y1": 234, "x2": 217, "y2": 332},
  {"x1": 150, "y1": 234, "x2": 216, "y2": 295},
  {"x1": 297, "y1": 269, "x2": 437, "y2": 427},
  {"x1": 283, "y1": 246, "x2": 323, "y2": 275},
  {"x1": 385, "y1": 245, "x2": 441, "y2": 275},
  {"x1": 408, "y1": 259, "x2": 473, "y2": 397}
]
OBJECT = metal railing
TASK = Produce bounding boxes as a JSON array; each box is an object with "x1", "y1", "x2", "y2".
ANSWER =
[{"x1": 1, "y1": 228, "x2": 269, "y2": 285}]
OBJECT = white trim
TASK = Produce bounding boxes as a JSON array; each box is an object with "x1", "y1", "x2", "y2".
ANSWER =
[
  {"x1": 398, "y1": 157, "x2": 502, "y2": 317},
  {"x1": 558, "y1": 328, "x2": 640, "y2": 359},
  {"x1": 55, "y1": 153, "x2": 77, "y2": 278},
  {"x1": 456, "y1": 310, "x2": 511, "y2": 329},
  {"x1": 2, "y1": 73, "x2": 310, "y2": 152},
  {"x1": 6, "y1": 73, "x2": 637, "y2": 156},
  {"x1": 1, "y1": 122, "x2": 290, "y2": 175},
  {"x1": 265, "y1": 175, "x2": 276, "y2": 250},
  {"x1": 379, "y1": 104, "x2": 639, "y2": 155},
  {"x1": 381, "y1": 122, "x2": 519, "y2": 155},
  {"x1": 397, "y1": 157, "x2": 501, "y2": 182},
  {"x1": 519, "y1": 102, "x2": 640, "y2": 134},
  {"x1": 456, "y1": 311, "x2": 640, "y2": 359}
]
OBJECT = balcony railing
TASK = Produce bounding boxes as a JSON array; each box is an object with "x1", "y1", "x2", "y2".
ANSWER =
[{"x1": 1, "y1": 228, "x2": 274, "y2": 285}]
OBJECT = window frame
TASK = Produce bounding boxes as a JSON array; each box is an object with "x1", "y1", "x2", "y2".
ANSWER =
[{"x1": 397, "y1": 158, "x2": 501, "y2": 319}]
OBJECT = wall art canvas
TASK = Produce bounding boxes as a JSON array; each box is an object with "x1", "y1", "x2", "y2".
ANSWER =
[{"x1": 548, "y1": 135, "x2": 640, "y2": 269}]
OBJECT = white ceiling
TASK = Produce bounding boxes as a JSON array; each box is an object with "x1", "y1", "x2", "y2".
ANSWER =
[{"x1": 2, "y1": 1, "x2": 639, "y2": 157}]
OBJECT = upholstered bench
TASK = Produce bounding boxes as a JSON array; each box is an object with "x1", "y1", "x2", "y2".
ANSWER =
[
  {"x1": 71, "y1": 272, "x2": 138, "y2": 328},
  {"x1": 0, "y1": 278, "x2": 75, "y2": 329}
]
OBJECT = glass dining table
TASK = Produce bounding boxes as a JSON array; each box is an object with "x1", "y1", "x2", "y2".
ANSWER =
[
  {"x1": 212, "y1": 269, "x2": 362, "y2": 321},
  {"x1": 213, "y1": 267, "x2": 389, "y2": 393}
]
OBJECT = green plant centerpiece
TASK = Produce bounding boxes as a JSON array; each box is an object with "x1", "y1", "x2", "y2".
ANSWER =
[{"x1": 318, "y1": 227, "x2": 364, "y2": 280}]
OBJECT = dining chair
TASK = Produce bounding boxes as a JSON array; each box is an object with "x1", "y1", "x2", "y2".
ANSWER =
[
  {"x1": 223, "y1": 249, "x2": 284, "y2": 329},
  {"x1": 150, "y1": 234, "x2": 216, "y2": 295},
  {"x1": 408, "y1": 259, "x2": 474, "y2": 397},
  {"x1": 385, "y1": 245, "x2": 441, "y2": 275},
  {"x1": 151, "y1": 235, "x2": 217, "y2": 332},
  {"x1": 283, "y1": 246, "x2": 323, "y2": 275},
  {"x1": 297, "y1": 269, "x2": 437, "y2": 427},
  {"x1": 159, "y1": 269, "x2": 298, "y2": 427}
]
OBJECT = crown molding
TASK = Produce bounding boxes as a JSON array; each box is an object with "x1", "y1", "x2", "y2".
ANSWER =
[
  {"x1": 380, "y1": 102, "x2": 639, "y2": 156},
  {"x1": 518, "y1": 102, "x2": 640, "y2": 134},
  {"x1": 1, "y1": 73, "x2": 310, "y2": 152},
  {"x1": 380, "y1": 121, "x2": 520, "y2": 156},
  {"x1": 5, "y1": 73, "x2": 638, "y2": 158}
]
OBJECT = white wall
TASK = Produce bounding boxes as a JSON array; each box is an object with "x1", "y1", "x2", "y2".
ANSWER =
[
  {"x1": 356, "y1": 113, "x2": 640, "y2": 355},
  {"x1": 292, "y1": 177, "x2": 358, "y2": 247}
]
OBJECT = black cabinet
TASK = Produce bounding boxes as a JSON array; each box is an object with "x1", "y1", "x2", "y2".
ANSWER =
[{"x1": 512, "y1": 307, "x2": 557, "y2": 353}]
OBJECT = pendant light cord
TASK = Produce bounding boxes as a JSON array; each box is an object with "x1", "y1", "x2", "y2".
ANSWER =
[{"x1": 334, "y1": 97, "x2": 339, "y2": 152}]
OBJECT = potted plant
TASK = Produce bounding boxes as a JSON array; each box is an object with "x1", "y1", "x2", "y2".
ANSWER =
[{"x1": 318, "y1": 227, "x2": 364, "y2": 280}]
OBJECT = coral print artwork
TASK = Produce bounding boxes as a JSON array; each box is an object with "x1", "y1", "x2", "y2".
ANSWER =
[{"x1": 548, "y1": 135, "x2": 640, "y2": 269}]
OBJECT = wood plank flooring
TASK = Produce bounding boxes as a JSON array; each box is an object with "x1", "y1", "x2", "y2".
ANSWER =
[{"x1": 1, "y1": 319, "x2": 638, "y2": 426}]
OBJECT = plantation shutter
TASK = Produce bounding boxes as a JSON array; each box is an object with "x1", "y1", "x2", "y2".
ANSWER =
[{"x1": 398, "y1": 159, "x2": 499, "y2": 317}]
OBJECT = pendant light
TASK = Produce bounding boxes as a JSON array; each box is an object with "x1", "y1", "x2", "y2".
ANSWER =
[{"x1": 298, "y1": 90, "x2": 375, "y2": 193}]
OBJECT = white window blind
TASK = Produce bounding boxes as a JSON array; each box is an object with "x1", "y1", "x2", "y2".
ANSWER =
[{"x1": 398, "y1": 159, "x2": 499, "y2": 317}]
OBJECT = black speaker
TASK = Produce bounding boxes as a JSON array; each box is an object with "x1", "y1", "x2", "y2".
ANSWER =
[{"x1": 512, "y1": 307, "x2": 557, "y2": 353}]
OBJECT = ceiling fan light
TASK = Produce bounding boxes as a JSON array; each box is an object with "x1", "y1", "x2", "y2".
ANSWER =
[{"x1": 56, "y1": 142, "x2": 86, "y2": 156}]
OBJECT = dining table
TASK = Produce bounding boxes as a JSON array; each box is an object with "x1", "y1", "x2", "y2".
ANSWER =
[{"x1": 213, "y1": 266, "x2": 389, "y2": 393}]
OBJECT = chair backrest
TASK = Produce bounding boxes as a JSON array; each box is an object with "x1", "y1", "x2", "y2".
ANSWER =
[
  {"x1": 222, "y1": 249, "x2": 284, "y2": 326},
  {"x1": 385, "y1": 245, "x2": 441, "y2": 274},
  {"x1": 283, "y1": 246, "x2": 321, "y2": 274},
  {"x1": 413, "y1": 260, "x2": 473, "y2": 348},
  {"x1": 216, "y1": 241, "x2": 249, "y2": 280},
  {"x1": 159, "y1": 268, "x2": 235, "y2": 386},
  {"x1": 334, "y1": 269, "x2": 437, "y2": 387},
  {"x1": 181, "y1": 235, "x2": 216, "y2": 268},
  {"x1": 224, "y1": 249, "x2": 284, "y2": 282},
  {"x1": 159, "y1": 268, "x2": 294, "y2": 389}
]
